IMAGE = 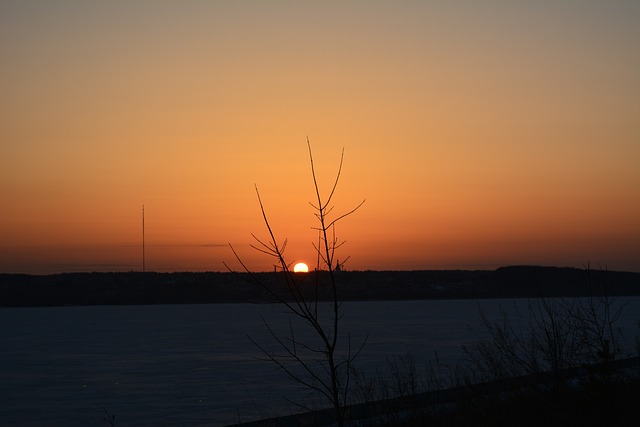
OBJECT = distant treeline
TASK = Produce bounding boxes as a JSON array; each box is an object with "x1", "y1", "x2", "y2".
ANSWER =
[{"x1": 1, "y1": 266, "x2": 639, "y2": 307}]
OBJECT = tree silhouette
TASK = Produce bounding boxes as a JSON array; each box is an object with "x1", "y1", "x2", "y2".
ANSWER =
[{"x1": 227, "y1": 139, "x2": 365, "y2": 426}]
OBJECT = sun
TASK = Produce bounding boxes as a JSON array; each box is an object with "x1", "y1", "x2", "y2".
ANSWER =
[{"x1": 293, "y1": 262, "x2": 309, "y2": 273}]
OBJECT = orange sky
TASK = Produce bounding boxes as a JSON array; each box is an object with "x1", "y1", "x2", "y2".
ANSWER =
[{"x1": 1, "y1": 1, "x2": 639, "y2": 274}]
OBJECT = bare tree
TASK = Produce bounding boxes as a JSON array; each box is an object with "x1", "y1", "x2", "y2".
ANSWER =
[{"x1": 227, "y1": 139, "x2": 365, "y2": 426}]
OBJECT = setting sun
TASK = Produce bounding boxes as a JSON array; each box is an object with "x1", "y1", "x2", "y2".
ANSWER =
[{"x1": 293, "y1": 263, "x2": 309, "y2": 273}]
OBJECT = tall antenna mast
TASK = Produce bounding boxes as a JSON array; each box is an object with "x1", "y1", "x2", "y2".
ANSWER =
[{"x1": 142, "y1": 205, "x2": 145, "y2": 273}]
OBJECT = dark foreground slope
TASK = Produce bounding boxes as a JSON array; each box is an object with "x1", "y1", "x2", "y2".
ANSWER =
[
  {"x1": 1, "y1": 266, "x2": 639, "y2": 307},
  {"x1": 229, "y1": 357, "x2": 640, "y2": 427}
]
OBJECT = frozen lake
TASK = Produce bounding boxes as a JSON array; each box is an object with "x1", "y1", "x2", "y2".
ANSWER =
[{"x1": 2, "y1": 298, "x2": 639, "y2": 426}]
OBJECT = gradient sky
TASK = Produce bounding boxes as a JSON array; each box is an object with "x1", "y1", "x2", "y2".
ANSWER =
[{"x1": 1, "y1": 1, "x2": 639, "y2": 274}]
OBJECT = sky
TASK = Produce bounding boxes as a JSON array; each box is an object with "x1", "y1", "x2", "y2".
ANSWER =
[{"x1": 1, "y1": 1, "x2": 639, "y2": 274}]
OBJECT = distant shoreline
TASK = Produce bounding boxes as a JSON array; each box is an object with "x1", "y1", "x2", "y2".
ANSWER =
[{"x1": 1, "y1": 266, "x2": 639, "y2": 308}]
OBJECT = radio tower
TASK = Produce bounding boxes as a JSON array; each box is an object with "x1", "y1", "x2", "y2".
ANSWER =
[{"x1": 142, "y1": 205, "x2": 145, "y2": 272}]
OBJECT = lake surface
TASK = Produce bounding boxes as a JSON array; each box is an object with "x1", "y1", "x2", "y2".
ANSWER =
[{"x1": 2, "y1": 298, "x2": 639, "y2": 426}]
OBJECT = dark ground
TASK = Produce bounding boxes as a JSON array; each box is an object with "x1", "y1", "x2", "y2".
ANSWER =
[{"x1": 399, "y1": 377, "x2": 640, "y2": 427}]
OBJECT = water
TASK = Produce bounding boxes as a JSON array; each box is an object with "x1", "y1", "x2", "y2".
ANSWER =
[{"x1": 1, "y1": 298, "x2": 639, "y2": 426}]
